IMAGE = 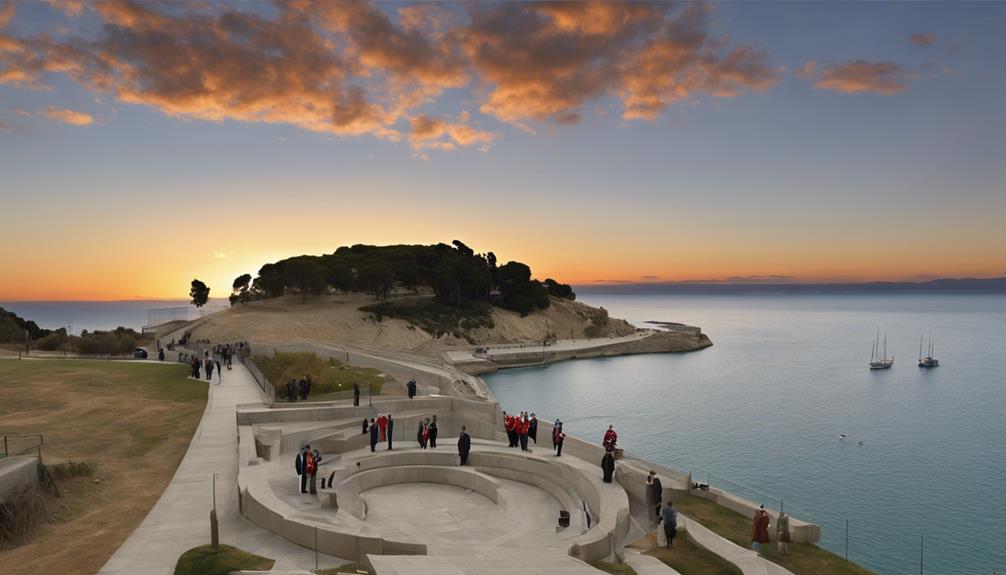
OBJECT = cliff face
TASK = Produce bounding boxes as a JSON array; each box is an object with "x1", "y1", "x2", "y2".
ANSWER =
[{"x1": 182, "y1": 293, "x2": 639, "y2": 357}]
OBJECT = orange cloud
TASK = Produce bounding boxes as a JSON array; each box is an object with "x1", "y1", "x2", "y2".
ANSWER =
[
  {"x1": 40, "y1": 105, "x2": 94, "y2": 125},
  {"x1": 909, "y1": 32, "x2": 935, "y2": 47},
  {"x1": 0, "y1": 1, "x2": 780, "y2": 149},
  {"x1": 410, "y1": 113, "x2": 494, "y2": 153},
  {"x1": 808, "y1": 60, "x2": 909, "y2": 95}
]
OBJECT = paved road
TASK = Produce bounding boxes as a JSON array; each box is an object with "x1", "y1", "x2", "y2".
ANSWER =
[{"x1": 98, "y1": 361, "x2": 346, "y2": 574}]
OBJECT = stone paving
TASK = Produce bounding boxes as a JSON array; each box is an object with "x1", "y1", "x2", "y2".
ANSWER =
[{"x1": 98, "y1": 361, "x2": 347, "y2": 574}]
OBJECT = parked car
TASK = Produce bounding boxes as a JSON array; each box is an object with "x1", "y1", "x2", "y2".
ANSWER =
[{"x1": 133, "y1": 348, "x2": 148, "y2": 359}]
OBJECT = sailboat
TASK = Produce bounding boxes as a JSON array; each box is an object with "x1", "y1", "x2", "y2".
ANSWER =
[
  {"x1": 869, "y1": 328, "x2": 894, "y2": 370},
  {"x1": 918, "y1": 330, "x2": 939, "y2": 368}
]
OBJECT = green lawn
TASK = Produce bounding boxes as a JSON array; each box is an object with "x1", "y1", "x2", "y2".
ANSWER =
[
  {"x1": 645, "y1": 530, "x2": 743, "y2": 575},
  {"x1": 0, "y1": 359, "x2": 206, "y2": 575},
  {"x1": 173, "y1": 544, "x2": 274, "y2": 575},
  {"x1": 671, "y1": 495, "x2": 875, "y2": 575}
]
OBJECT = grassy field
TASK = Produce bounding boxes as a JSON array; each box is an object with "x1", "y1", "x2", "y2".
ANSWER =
[
  {"x1": 0, "y1": 359, "x2": 207, "y2": 575},
  {"x1": 671, "y1": 495, "x2": 875, "y2": 575},
  {"x1": 173, "y1": 544, "x2": 274, "y2": 575},
  {"x1": 253, "y1": 351, "x2": 390, "y2": 400},
  {"x1": 589, "y1": 559, "x2": 638, "y2": 574},
  {"x1": 644, "y1": 530, "x2": 743, "y2": 575}
]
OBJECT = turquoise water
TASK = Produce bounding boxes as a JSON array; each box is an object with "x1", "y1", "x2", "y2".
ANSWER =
[{"x1": 485, "y1": 294, "x2": 1006, "y2": 575}]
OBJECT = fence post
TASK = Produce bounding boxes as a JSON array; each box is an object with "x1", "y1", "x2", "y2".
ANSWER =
[{"x1": 845, "y1": 519, "x2": 849, "y2": 561}]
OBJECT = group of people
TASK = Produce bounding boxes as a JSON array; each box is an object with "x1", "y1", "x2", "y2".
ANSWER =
[
  {"x1": 187, "y1": 352, "x2": 222, "y2": 384},
  {"x1": 285, "y1": 375, "x2": 313, "y2": 401},
  {"x1": 416, "y1": 415, "x2": 438, "y2": 449},
  {"x1": 364, "y1": 413, "x2": 394, "y2": 451},
  {"x1": 503, "y1": 411, "x2": 537, "y2": 451},
  {"x1": 294, "y1": 444, "x2": 323, "y2": 495},
  {"x1": 751, "y1": 505, "x2": 790, "y2": 554}
]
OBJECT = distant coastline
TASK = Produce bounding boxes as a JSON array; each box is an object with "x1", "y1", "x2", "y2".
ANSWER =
[{"x1": 576, "y1": 276, "x2": 1006, "y2": 295}]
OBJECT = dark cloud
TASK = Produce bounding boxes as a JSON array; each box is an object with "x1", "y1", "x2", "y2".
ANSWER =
[
  {"x1": 0, "y1": 0, "x2": 780, "y2": 148},
  {"x1": 805, "y1": 60, "x2": 909, "y2": 95},
  {"x1": 909, "y1": 32, "x2": 935, "y2": 47}
]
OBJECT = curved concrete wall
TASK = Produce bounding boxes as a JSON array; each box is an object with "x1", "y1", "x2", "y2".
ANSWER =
[{"x1": 335, "y1": 465, "x2": 502, "y2": 520}]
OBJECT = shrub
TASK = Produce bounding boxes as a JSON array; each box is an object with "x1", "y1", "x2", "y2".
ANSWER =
[{"x1": 252, "y1": 351, "x2": 391, "y2": 398}]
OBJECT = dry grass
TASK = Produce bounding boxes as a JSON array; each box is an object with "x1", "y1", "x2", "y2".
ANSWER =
[{"x1": 0, "y1": 359, "x2": 207, "y2": 575}]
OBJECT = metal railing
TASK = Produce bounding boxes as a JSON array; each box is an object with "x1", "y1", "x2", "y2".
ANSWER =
[
  {"x1": 243, "y1": 357, "x2": 276, "y2": 403},
  {"x1": 2, "y1": 434, "x2": 44, "y2": 460}
]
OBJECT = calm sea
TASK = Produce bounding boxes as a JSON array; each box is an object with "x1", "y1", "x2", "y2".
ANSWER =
[
  {"x1": 486, "y1": 293, "x2": 1006, "y2": 575},
  {"x1": 0, "y1": 299, "x2": 228, "y2": 335}
]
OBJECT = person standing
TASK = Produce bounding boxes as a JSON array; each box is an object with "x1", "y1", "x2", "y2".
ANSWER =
[
  {"x1": 386, "y1": 414, "x2": 394, "y2": 450},
  {"x1": 601, "y1": 449, "x2": 615, "y2": 482},
  {"x1": 551, "y1": 419, "x2": 560, "y2": 450},
  {"x1": 555, "y1": 427, "x2": 565, "y2": 456},
  {"x1": 298, "y1": 377, "x2": 307, "y2": 401},
  {"x1": 305, "y1": 374, "x2": 313, "y2": 399},
  {"x1": 205, "y1": 358, "x2": 214, "y2": 381},
  {"x1": 417, "y1": 420, "x2": 426, "y2": 448},
  {"x1": 287, "y1": 380, "x2": 297, "y2": 402},
  {"x1": 295, "y1": 446, "x2": 305, "y2": 492},
  {"x1": 300, "y1": 445, "x2": 312, "y2": 494},
  {"x1": 751, "y1": 506, "x2": 771, "y2": 553},
  {"x1": 603, "y1": 425, "x2": 618, "y2": 451},
  {"x1": 458, "y1": 425, "x2": 471, "y2": 466},
  {"x1": 647, "y1": 471, "x2": 663, "y2": 521},
  {"x1": 309, "y1": 448, "x2": 322, "y2": 494},
  {"x1": 377, "y1": 413, "x2": 388, "y2": 442},
  {"x1": 658, "y1": 502, "x2": 678, "y2": 548},
  {"x1": 353, "y1": 382, "x2": 360, "y2": 407},
  {"x1": 776, "y1": 511, "x2": 791, "y2": 554},
  {"x1": 407, "y1": 378, "x2": 417, "y2": 399},
  {"x1": 428, "y1": 415, "x2": 438, "y2": 449},
  {"x1": 369, "y1": 419, "x2": 379, "y2": 452},
  {"x1": 528, "y1": 413, "x2": 538, "y2": 445},
  {"x1": 504, "y1": 412, "x2": 517, "y2": 447},
  {"x1": 518, "y1": 412, "x2": 529, "y2": 451},
  {"x1": 362, "y1": 417, "x2": 369, "y2": 435},
  {"x1": 215, "y1": 359, "x2": 222, "y2": 384}
]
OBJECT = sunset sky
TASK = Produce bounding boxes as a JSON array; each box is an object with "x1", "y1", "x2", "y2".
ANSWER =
[{"x1": 1, "y1": 1, "x2": 1004, "y2": 300}]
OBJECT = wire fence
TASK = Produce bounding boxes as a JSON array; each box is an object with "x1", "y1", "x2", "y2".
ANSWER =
[
  {"x1": 684, "y1": 465, "x2": 968, "y2": 573},
  {"x1": 1, "y1": 434, "x2": 44, "y2": 460}
]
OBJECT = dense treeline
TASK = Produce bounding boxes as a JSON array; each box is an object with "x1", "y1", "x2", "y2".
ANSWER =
[
  {"x1": 231, "y1": 240, "x2": 575, "y2": 316},
  {"x1": 0, "y1": 307, "x2": 52, "y2": 343}
]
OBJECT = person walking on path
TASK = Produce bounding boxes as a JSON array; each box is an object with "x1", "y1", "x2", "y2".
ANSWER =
[
  {"x1": 601, "y1": 449, "x2": 615, "y2": 483},
  {"x1": 603, "y1": 425, "x2": 618, "y2": 451},
  {"x1": 658, "y1": 502, "x2": 678, "y2": 548},
  {"x1": 776, "y1": 511, "x2": 791, "y2": 554},
  {"x1": 353, "y1": 383, "x2": 360, "y2": 407},
  {"x1": 369, "y1": 419, "x2": 379, "y2": 452},
  {"x1": 458, "y1": 425, "x2": 471, "y2": 466},
  {"x1": 205, "y1": 358, "x2": 214, "y2": 381},
  {"x1": 647, "y1": 471, "x2": 663, "y2": 522},
  {"x1": 287, "y1": 380, "x2": 297, "y2": 402},
  {"x1": 215, "y1": 360, "x2": 222, "y2": 384},
  {"x1": 386, "y1": 414, "x2": 394, "y2": 450},
  {"x1": 428, "y1": 415, "x2": 438, "y2": 449},
  {"x1": 751, "y1": 506, "x2": 771, "y2": 553}
]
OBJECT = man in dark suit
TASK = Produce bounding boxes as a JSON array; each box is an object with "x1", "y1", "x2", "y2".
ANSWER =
[
  {"x1": 458, "y1": 426, "x2": 471, "y2": 466},
  {"x1": 353, "y1": 382, "x2": 360, "y2": 407},
  {"x1": 386, "y1": 414, "x2": 394, "y2": 450},
  {"x1": 295, "y1": 446, "x2": 305, "y2": 491},
  {"x1": 369, "y1": 419, "x2": 378, "y2": 452}
]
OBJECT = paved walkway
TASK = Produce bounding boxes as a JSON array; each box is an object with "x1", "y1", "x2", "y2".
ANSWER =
[
  {"x1": 623, "y1": 549, "x2": 682, "y2": 575},
  {"x1": 98, "y1": 361, "x2": 346, "y2": 574}
]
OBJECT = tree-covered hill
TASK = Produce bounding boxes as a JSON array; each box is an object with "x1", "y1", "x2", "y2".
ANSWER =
[
  {"x1": 231, "y1": 240, "x2": 575, "y2": 317},
  {"x1": 0, "y1": 307, "x2": 52, "y2": 343}
]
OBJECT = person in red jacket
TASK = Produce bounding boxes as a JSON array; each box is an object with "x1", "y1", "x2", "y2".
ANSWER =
[
  {"x1": 504, "y1": 411, "x2": 517, "y2": 447},
  {"x1": 602, "y1": 425, "x2": 618, "y2": 451},
  {"x1": 518, "y1": 412, "x2": 530, "y2": 451}
]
